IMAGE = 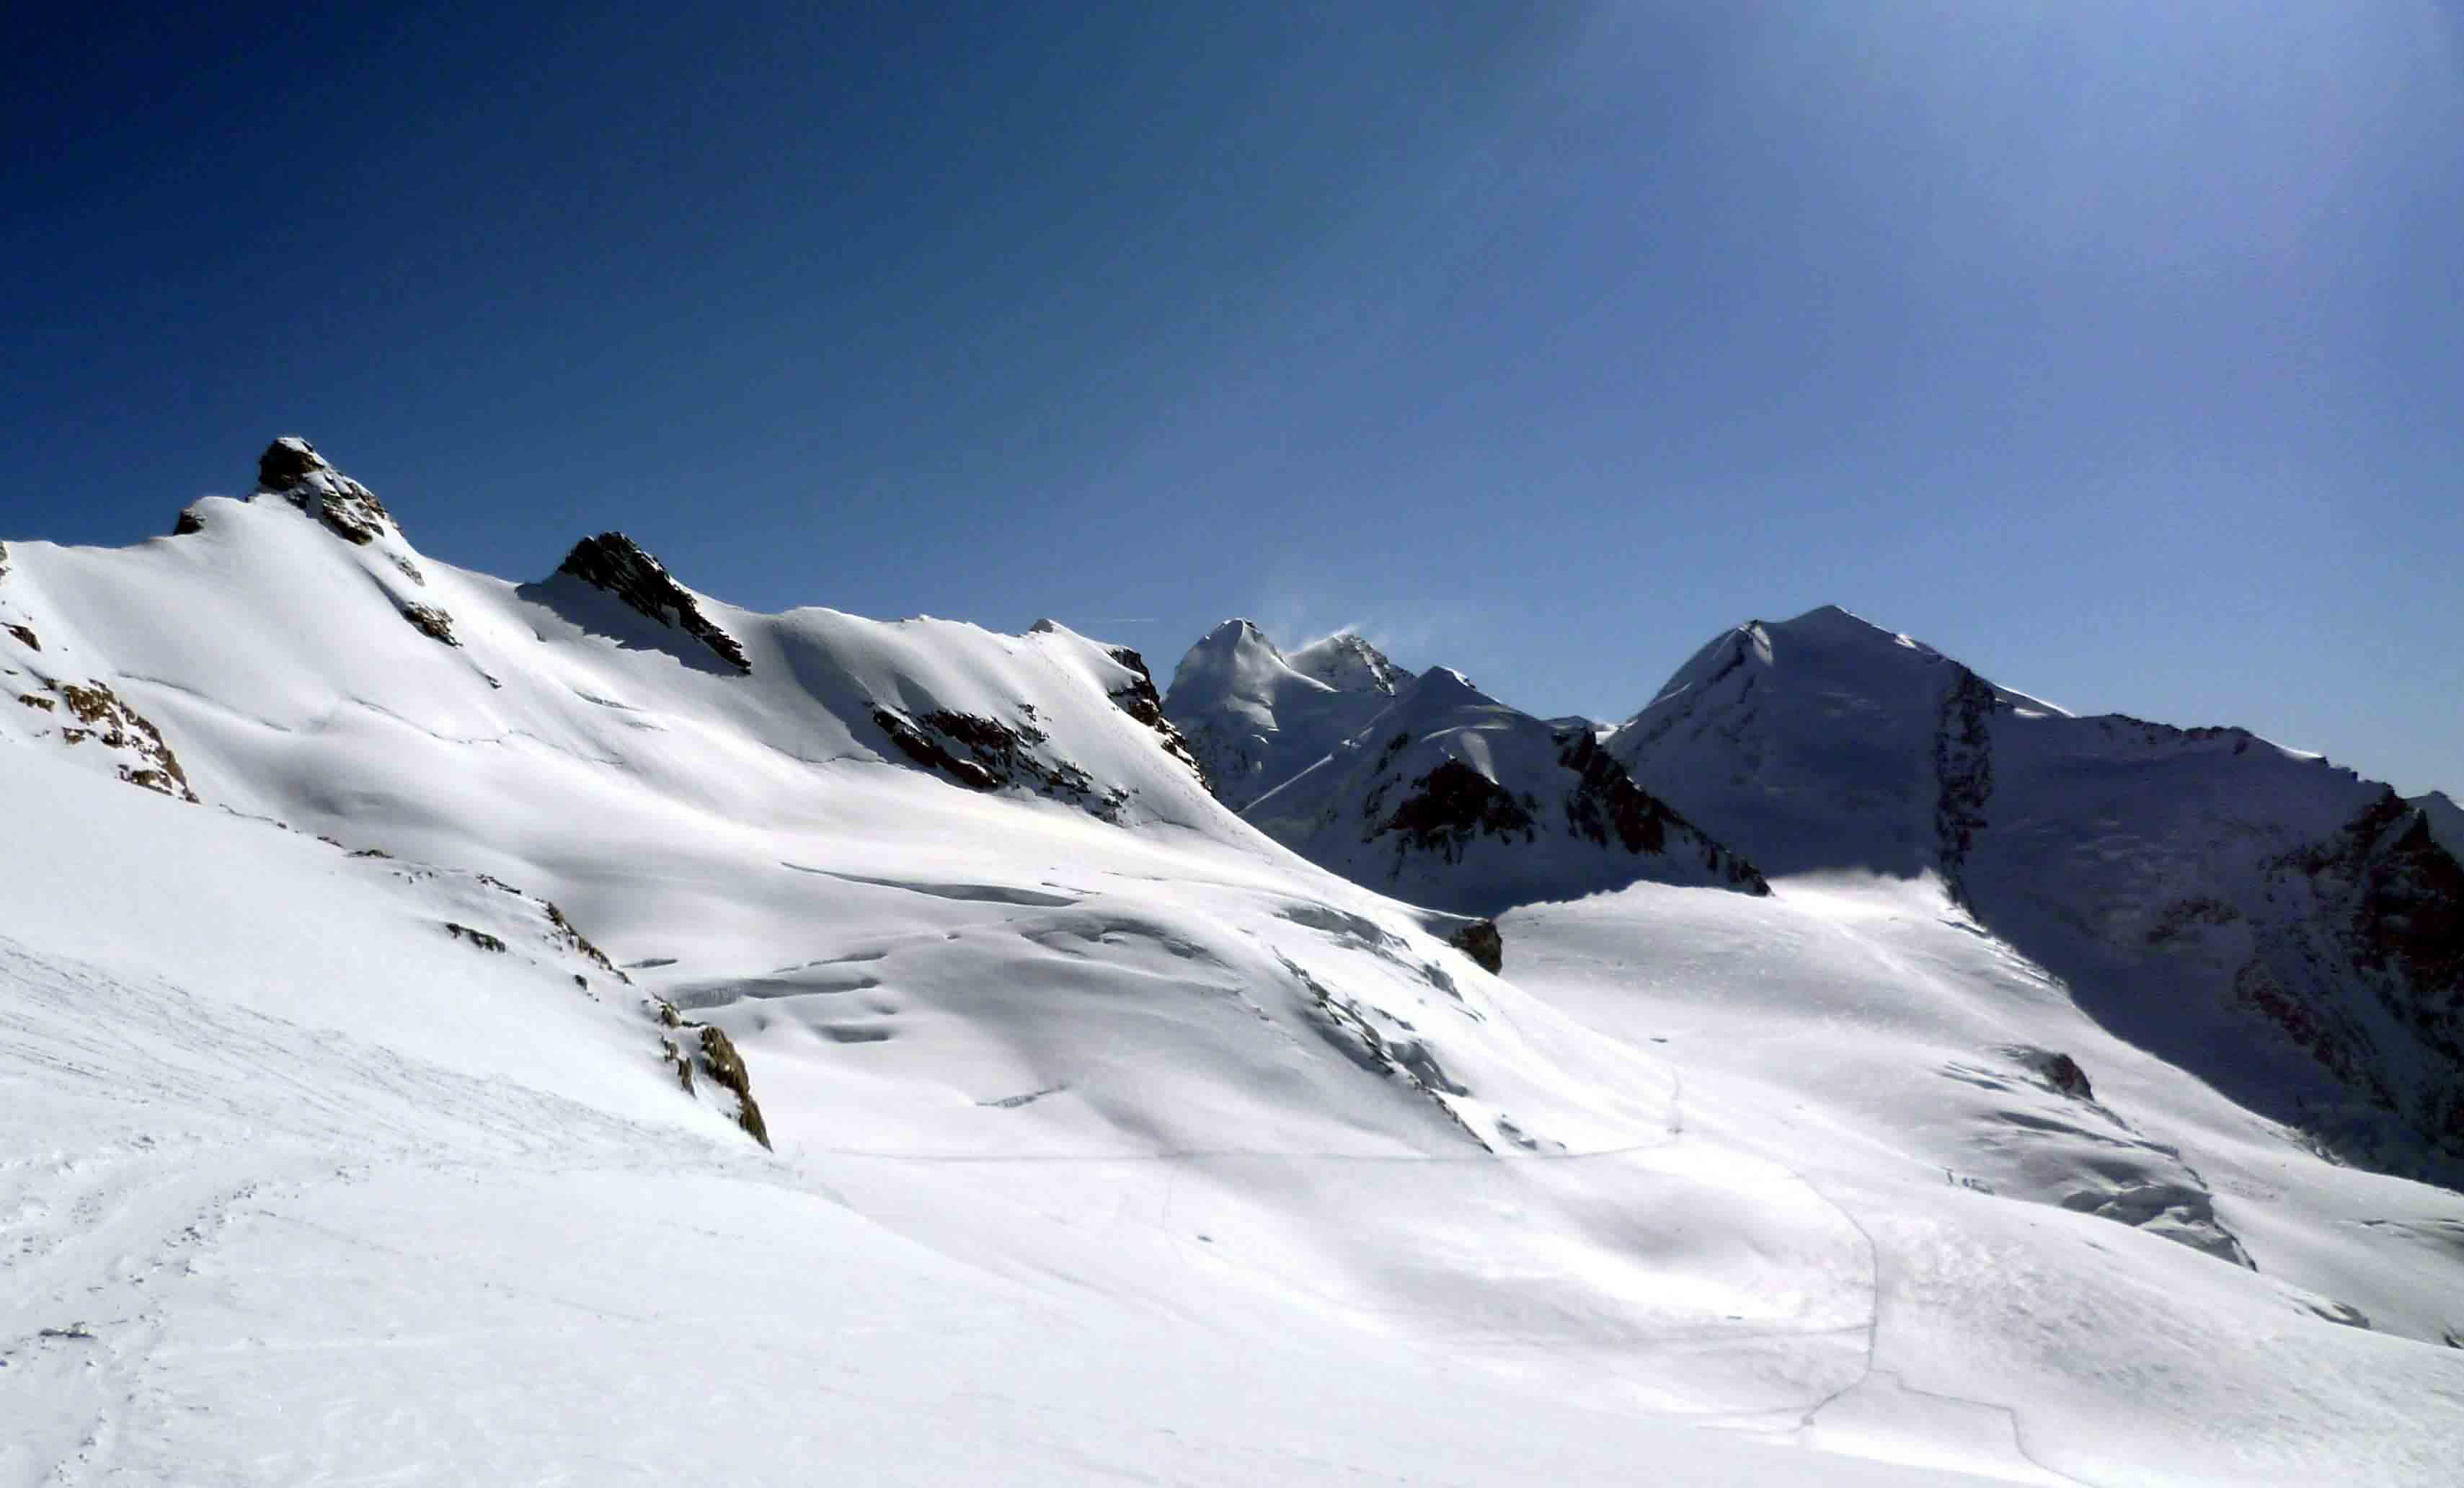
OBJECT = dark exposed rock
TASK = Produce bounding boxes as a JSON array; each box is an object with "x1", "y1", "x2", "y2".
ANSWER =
[
  {"x1": 172, "y1": 508, "x2": 205, "y2": 536},
  {"x1": 43, "y1": 680, "x2": 198, "y2": 801},
  {"x1": 2235, "y1": 792, "x2": 2464, "y2": 1157},
  {"x1": 872, "y1": 707, "x2": 998, "y2": 789},
  {"x1": 543, "y1": 900, "x2": 626, "y2": 981},
  {"x1": 555, "y1": 532, "x2": 751, "y2": 675},
  {"x1": 18, "y1": 694, "x2": 56, "y2": 712},
  {"x1": 254, "y1": 438, "x2": 399, "y2": 546},
  {"x1": 655, "y1": 1005, "x2": 771, "y2": 1149},
  {"x1": 1559, "y1": 728, "x2": 1769, "y2": 894},
  {"x1": 257, "y1": 438, "x2": 327, "y2": 489},
  {"x1": 1105, "y1": 645, "x2": 1210, "y2": 790},
  {"x1": 400, "y1": 603, "x2": 459, "y2": 647},
  {"x1": 6, "y1": 623, "x2": 39, "y2": 651},
  {"x1": 2041, "y1": 1052, "x2": 2093, "y2": 1102},
  {"x1": 696, "y1": 1024, "x2": 771, "y2": 1148},
  {"x1": 1449, "y1": 918, "x2": 1504, "y2": 974},
  {"x1": 443, "y1": 921, "x2": 508, "y2": 952},
  {"x1": 1932, "y1": 665, "x2": 2000, "y2": 905},
  {"x1": 1380, "y1": 760, "x2": 1538, "y2": 864},
  {"x1": 870, "y1": 704, "x2": 1132, "y2": 819}
]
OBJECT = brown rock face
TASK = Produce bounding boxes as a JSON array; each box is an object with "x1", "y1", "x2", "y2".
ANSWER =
[
  {"x1": 400, "y1": 603, "x2": 459, "y2": 647},
  {"x1": 555, "y1": 532, "x2": 752, "y2": 675},
  {"x1": 254, "y1": 438, "x2": 400, "y2": 546},
  {"x1": 40, "y1": 679, "x2": 198, "y2": 801}
]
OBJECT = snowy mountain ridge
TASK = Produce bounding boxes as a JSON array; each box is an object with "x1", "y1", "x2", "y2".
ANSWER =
[
  {"x1": 1235, "y1": 654, "x2": 1769, "y2": 915},
  {"x1": 5, "y1": 443, "x2": 2463, "y2": 1485},
  {"x1": 1612, "y1": 603, "x2": 2464, "y2": 1180}
]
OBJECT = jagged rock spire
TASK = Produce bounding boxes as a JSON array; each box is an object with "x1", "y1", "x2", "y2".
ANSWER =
[{"x1": 555, "y1": 531, "x2": 752, "y2": 675}]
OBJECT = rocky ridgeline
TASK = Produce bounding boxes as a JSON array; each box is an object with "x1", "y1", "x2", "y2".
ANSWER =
[
  {"x1": 556, "y1": 532, "x2": 752, "y2": 675},
  {"x1": 1101, "y1": 645, "x2": 1210, "y2": 791},
  {"x1": 255, "y1": 437, "x2": 403, "y2": 548},
  {"x1": 871, "y1": 704, "x2": 1131, "y2": 820},
  {"x1": 236, "y1": 438, "x2": 472, "y2": 650},
  {"x1": 1555, "y1": 728, "x2": 1768, "y2": 893}
]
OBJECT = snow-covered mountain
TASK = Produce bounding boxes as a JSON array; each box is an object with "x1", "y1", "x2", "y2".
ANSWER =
[
  {"x1": 1161, "y1": 619, "x2": 1406, "y2": 809},
  {"x1": 1242, "y1": 661, "x2": 1767, "y2": 916},
  {"x1": 1612, "y1": 604, "x2": 2464, "y2": 1179},
  {"x1": 5, "y1": 446, "x2": 2462, "y2": 1485}
]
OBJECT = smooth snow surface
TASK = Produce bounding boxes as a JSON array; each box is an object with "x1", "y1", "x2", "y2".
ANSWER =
[{"x1": 6, "y1": 473, "x2": 2463, "y2": 1484}]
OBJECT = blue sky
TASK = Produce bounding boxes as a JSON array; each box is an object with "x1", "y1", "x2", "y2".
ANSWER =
[{"x1": 6, "y1": 3, "x2": 2458, "y2": 793}]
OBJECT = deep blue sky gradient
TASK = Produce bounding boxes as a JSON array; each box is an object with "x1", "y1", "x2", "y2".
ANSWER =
[{"x1": 6, "y1": 3, "x2": 2458, "y2": 792}]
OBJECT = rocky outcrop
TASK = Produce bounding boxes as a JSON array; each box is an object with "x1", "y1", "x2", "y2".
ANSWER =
[
  {"x1": 30, "y1": 679, "x2": 198, "y2": 801},
  {"x1": 1448, "y1": 918, "x2": 1504, "y2": 974},
  {"x1": 443, "y1": 921, "x2": 509, "y2": 952},
  {"x1": 2241, "y1": 793, "x2": 2464, "y2": 1157},
  {"x1": 1932, "y1": 665, "x2": 1999, "y2": 905},
  {"x1": 655, "y1": 1000, "x2": 771, "y2": 1148},
  {"x1": 254, "y1": 438, "x2": 401, "y2": 546},
  {"x1": 401, "y1": 603, "x2": 458, "y2": 646},
  {"x1": 555, "y1": 533, "x2": 751, "y2": 674},
  {"x1": 1104, "y1": 645, "x2": 1209, "y2": 790},
  {"x1": 1380, "y1": 759, "x2": 1538, "y2": 863},
  {"x1": 1559, "y1": 728, "x2": 1769, "y2": 894},
  {"x1": 870, "y1": 705, "x2": 1131, "y2": 820}
]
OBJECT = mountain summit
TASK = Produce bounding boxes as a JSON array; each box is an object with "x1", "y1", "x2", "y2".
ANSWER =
[
  {"x1": 1616, "y1": 604, "x2": 2464, "y2": 1177},
  {"x1": 1162, "y1": 620, "x2": 1406, "y2": 810}
]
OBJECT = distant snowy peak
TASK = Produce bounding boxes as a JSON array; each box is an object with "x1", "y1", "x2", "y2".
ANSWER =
[
  {"x1": 1288, "y1": 632, "x2": 1409, "y2": 696},
  {"x1": 554, "y1": 531, "x2": 752, "y2": 674},
  {"x1": 1162, "y1": 619, "x2": 1409, "y2": 811},
  {"x1": 1618, "y1": 602, "x2": 2464, "y2": 1177},
  {"x1": 1245, "y1": 661, "x2": 1766, "y2": 917}
]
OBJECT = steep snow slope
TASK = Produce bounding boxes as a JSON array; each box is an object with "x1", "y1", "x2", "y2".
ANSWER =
[
  {"x1": 1613, "y1": 606, "x2": 2464, "y2": 1179},
  {"x1": 1161, "y1": 619, "x2": 1404, "y2": 808},
  {"x1": 1248, "y1": 664, "x2": 1767, "y2": 916},
  {"x1": 6, "y1": 448, "x2": 2463, "y2": 1483}
]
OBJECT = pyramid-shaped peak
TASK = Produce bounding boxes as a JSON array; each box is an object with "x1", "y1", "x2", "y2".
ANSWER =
[{"x1": 1759, "y1": 604, "x2": 1934, "y2": 653}]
